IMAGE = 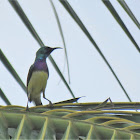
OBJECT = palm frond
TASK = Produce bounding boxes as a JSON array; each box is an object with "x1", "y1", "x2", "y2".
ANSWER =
[
  {"x1": 0, "y1": 88, "x2": 11, "y2": 105},
  {"x1": 0, "y1": 49, "x2": 26, "y2": 93},
  {"x1": 0, "y1": 103, "x2": 140, "y2": 139},
  {"x1": 102, "y1": 0, "x2": 140, "y2": 53},
  {"x1": 117, "y1": 0, "x2": 140, "y2": 30},
  {"x1": 49, "y1": 0, "x2": 71, "y2": 83},
  {"x1": 8, "y1": 0, "x2": 44, "y2": 47},
  {"x1": 59, "y1": 0, "x2": 132, "y2": 102},
  {"x1": 49, "y1": 57, "x2": 75, "y2": 98}
]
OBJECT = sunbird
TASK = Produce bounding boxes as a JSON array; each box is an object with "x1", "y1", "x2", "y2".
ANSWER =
[{"x1": 26, "y1": 46, "x2": 60, "y2": 108}]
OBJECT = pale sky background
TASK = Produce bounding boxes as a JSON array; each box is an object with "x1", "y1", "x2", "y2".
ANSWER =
[{"x1": 0, "y1": 0, "x2": 140, "y2": 107}]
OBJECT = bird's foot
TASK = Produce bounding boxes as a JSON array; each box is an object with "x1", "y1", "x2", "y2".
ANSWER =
[
  {"x1": 43, "y1": 97, "x2": 53, "y2": 107},
  {"x1": 48, "y1": 100, "x2": 53, "y2": 108},
  {"x1": 26, "y1": 105, "x2": 30, "y2": 112}
]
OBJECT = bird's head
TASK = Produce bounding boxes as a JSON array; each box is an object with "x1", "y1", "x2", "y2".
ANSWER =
[{"x1": 36, "y1": 46, "x2": 61, "y2": 60}]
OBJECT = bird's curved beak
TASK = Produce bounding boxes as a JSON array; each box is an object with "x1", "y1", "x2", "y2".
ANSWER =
[
  {"x1": 44, "y1": 46, "x2": 62, "y2": 56},
  {"x1": 53, "y1": 47, "x2": 62, "y2": 50}
]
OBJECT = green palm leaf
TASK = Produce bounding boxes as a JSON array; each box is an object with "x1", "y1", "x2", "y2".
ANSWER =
[
  {"x1": 117, "y1": 0, "x2": 140, "y2": 30},
  {"x1": 0, "y1": 88, "x2": 11, "y2": 105},
  {"x1": 0, "y1": 103, "x2": 140, "y2": 139},
  {"x1": 59, "y1": 0, "x2": 132, "y2": 102},
  {"x1": 8, "y1": 0, "x2": 44, "y2": 47},
  {"x1": 49, "y1": 0, "x2": 70, "y2": 83},
  {"x1": 0, "y1": 49, "x2": 26, "y2": 93},
  {"x1": 49, "y1": 57, "x2": 75, "y2": 98},
  {"x1": 102, "y1": 0, "x2": 140, "y2": 53}
]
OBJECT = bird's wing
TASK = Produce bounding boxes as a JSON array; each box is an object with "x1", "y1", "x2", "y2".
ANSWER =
[{"x1": 27, "y1": 64, "x2": 35, "y2": 88}]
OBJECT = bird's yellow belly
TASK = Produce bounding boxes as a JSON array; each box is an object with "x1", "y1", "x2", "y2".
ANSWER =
[{"x1": 28, "y1": 71, "x2": 48, "y2": 99}]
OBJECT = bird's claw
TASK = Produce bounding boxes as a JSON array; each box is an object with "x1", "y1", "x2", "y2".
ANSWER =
[
  {"x1": 26, "y1": 105, "x2": 30, "y2": 112},
  {"x1": 48, "y1": 101, "x2": 53, "y2": 108}
]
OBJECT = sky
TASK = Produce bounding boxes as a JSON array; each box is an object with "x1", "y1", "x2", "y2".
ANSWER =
[{"x1": 0, "y1": 0, "x2": 140, "y2": 107}]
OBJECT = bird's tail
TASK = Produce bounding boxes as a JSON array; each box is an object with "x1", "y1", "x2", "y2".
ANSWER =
[{"x1": 33, "y1": 98, "x2": 42, "y2": 106}]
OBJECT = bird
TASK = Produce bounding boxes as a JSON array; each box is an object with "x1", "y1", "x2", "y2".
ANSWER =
[{"x1": 26, "y1": 46, "x2": 60, "y2": 109}]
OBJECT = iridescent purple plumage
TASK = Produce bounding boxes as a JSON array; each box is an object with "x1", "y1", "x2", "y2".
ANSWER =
[
  {"x1": 27, "y1": 59, "x2": 49, "y2": 88},
  {"x1": 34, "y1": 59, "x2": 49, "y2": 74}
]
